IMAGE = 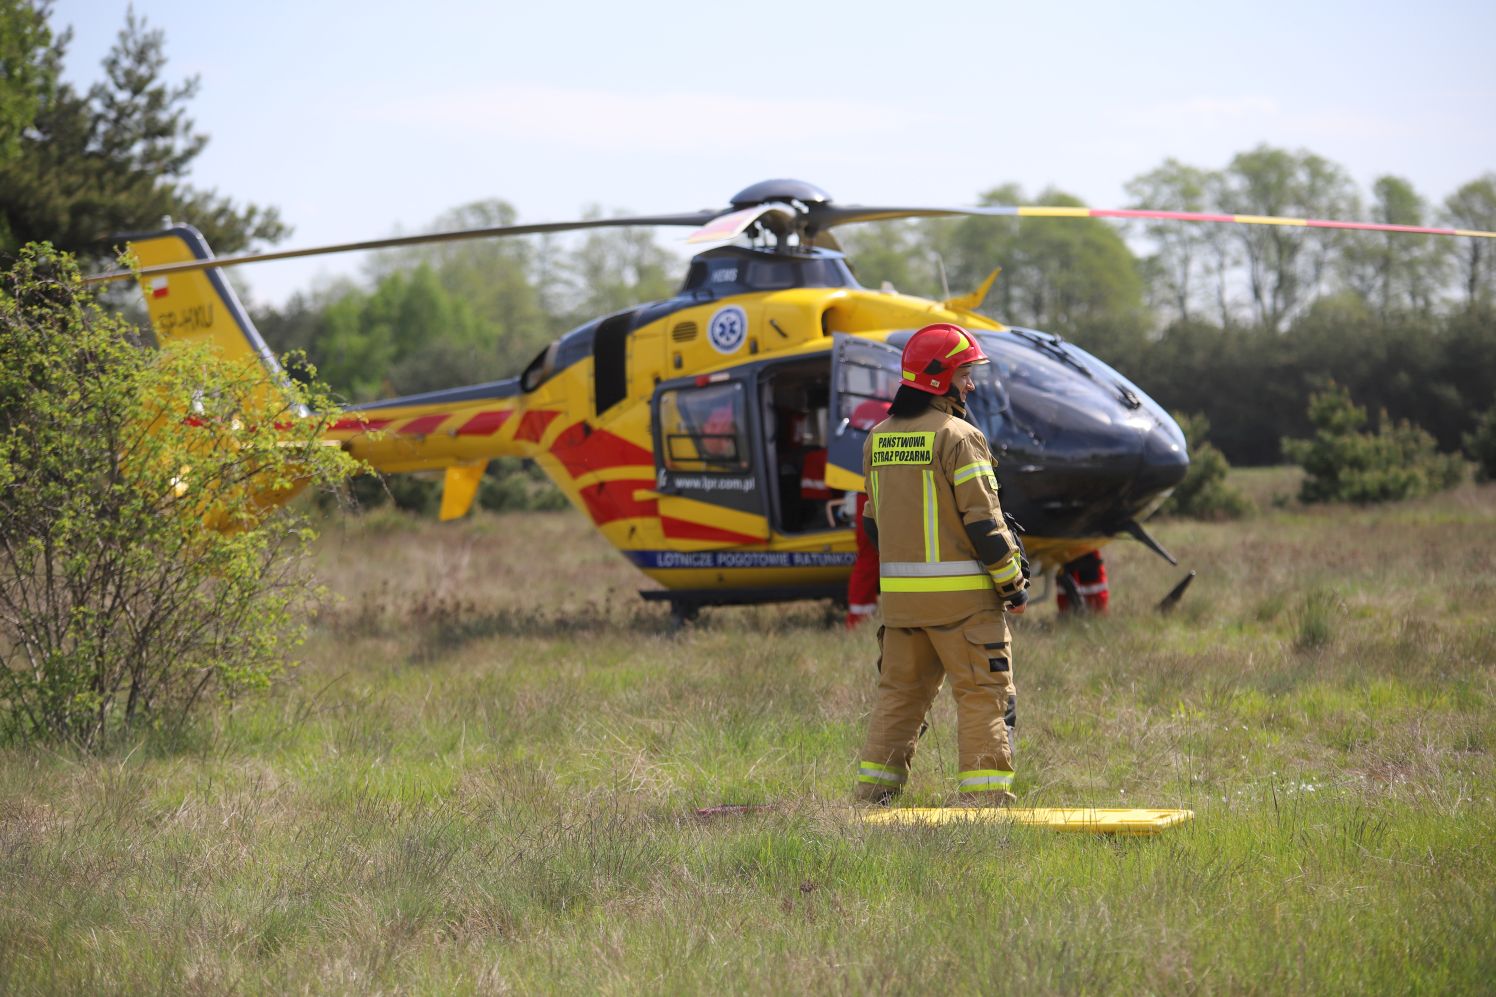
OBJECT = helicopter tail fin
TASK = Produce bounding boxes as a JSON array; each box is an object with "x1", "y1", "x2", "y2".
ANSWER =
[
  {"x1": 126, "y1": 225, "x2": 285, "y2": 378},
  {"x1": 439, "y1": 462, "x2": 489, "y2": 521},
  {"x1": 943, "y1": 266, "x2": 1002, "y2": 314}
]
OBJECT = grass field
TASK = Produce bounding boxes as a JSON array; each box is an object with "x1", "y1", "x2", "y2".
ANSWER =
[{"x1": 2, "y1": 469, "x2": 1494, "y2": 993}]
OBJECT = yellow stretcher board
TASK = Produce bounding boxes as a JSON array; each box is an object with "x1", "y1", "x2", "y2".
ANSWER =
[{"x1": 862, "y1": 807, "x2": 1194, "y2": 836}]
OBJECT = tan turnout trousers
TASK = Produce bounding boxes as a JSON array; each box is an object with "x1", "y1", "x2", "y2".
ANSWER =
[{"x1": 855, "y1": 610, "x2": 1017, "y2": 802}]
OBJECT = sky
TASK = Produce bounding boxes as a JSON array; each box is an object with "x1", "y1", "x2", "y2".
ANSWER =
[{"x1": 50, "y1": 0, "x2": 1496, "y2": 309}]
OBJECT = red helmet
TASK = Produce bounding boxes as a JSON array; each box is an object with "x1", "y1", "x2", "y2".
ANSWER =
[{"x1": 900, "y1": 323, "x2": 989, "y2": 395}]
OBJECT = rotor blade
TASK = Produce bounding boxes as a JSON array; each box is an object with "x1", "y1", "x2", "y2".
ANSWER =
[
  {"x1": 84, "y1": 210, "x2": 723, "y2": 285},
  {"x1": 684, "y1": 203, "x2": 797, "y2": 245},
  {"x1": 813, "y1": 203, "x2": 1496, "y2": 240},
  {"x1": 806, "y1": 227, "x2": 842, "y2": 252}
]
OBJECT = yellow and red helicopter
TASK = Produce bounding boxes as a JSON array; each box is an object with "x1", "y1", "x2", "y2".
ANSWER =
[{"x1": 96, "y1": 179, "x2": 1496, "y2": 623}]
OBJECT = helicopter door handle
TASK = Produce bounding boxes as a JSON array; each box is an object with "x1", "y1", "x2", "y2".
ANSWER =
[{"x1": 834, "y1": 416, "x2": 850, "y2": 438}]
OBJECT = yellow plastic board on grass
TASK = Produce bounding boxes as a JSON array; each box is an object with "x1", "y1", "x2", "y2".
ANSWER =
[{"x1": 862, "y1": 807, "x2": 1194, "y2": 836}]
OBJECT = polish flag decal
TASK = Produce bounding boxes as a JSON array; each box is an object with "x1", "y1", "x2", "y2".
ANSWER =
[{"x1": 150, "y1": 277, "x2": 169, "y2": 299}]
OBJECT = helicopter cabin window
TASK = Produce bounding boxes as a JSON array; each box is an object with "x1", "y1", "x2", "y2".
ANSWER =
[
  {"x1": 658, "y1": 382, "x2": 750, "y2": 473},
  {"x1": 832, "y1": 339, "x2": 900, "y2": 433}
]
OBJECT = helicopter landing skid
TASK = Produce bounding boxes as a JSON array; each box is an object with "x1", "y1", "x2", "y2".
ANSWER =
[{"x1": 641, "y1": 584, "x2": 848, "y2": 630}]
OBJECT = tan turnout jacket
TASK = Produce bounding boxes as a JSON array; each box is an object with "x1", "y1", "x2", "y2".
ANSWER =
[{"x1": 861, "y1": 394, "x2": 1022, "y2": 627}]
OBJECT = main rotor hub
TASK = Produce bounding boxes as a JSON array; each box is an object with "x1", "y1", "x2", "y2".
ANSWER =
[{"x1": 729, "y1": 179, "x2": 833, "y2": 210}]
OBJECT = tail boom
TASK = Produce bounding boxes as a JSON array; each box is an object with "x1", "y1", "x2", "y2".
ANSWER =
[{"x1": 328, "y1": 379, "x2": 548, "y2": 472}]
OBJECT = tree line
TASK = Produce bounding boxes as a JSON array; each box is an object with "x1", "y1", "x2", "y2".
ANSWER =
[
  {"x1": 3, "y1": 0, "x2": 1494, "y2": 468},
  {"x1": 837, "y1": 159, "x2": 1495, "y2": 465}
]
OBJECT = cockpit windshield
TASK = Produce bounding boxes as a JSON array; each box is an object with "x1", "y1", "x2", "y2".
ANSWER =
[{"x1": 970, "y1": 332, "x2": 1121, "y2": 442}]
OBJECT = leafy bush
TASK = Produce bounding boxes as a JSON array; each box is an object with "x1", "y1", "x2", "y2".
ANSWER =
[
  {"x1": 1464, "y1": 407, "x2": 1496, "y2": 483},
  {"x1": 478, "y1": 458, "x2": 569, "y2": 512},
  {"x1": 1282, "y1": 382, "x2": 1465, "y2": 504},
  {"x1": 0, "y1": 246, "x2": 357, "y2": 750},
  {"x1": 1158, "y1": 412, "x2": 1253, "y2": 520}
]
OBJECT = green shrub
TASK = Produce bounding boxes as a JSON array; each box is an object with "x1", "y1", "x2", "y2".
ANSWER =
[
  {"x1": 1282, "y1": 382, "x2": 1465, "y2": 504},
  {"x1": 1294, "y1": 587, "x2": 1344, "y2": 650},
  {"x1": 1464, "y1": 408, "x2": 1496, "y2": 483},
  {"x1": 0, "y1": 246, "x2": 357, "y2": 750},
  {"x1": 1159, "y1": 412, "x2": 1254, "y2": 520},
  {"x1": 326, "y1": 458, "x2": 568, "y2": 518},
  {"x1": 478, "y1": 458, "x2": 569, "y2": 512}
]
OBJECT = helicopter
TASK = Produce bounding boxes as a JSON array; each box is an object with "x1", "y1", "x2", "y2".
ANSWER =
[{"x1": 99, "y1": 178, "x2": 1493, "y2": 624}]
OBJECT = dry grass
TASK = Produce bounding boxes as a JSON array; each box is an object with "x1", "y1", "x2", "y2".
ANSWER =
[{"x1": 2, "y1": 476, "x2": 1493, "y2": 993}]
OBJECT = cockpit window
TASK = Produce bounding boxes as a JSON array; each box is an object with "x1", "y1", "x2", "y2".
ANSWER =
[
  {"x1": 1041, "y1": 336, "x2": 1184, "y2": 447},
  {"x1": 964, "y1": 358, "x2": 1010, "y2": 437},
  {"x1": 978, "y1": 333, "x2": 1114, "y2": 417},
  {"x1": 520, "y1": 341, "x2": 558, "y2": 392},
  {"x1": 832, "y1": 337, "x2": 901, "y2": 430}
]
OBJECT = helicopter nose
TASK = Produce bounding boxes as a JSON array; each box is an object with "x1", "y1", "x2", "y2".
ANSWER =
[{"x1": 1135, "y1": 422, "x2": 1190, "y2": 496}]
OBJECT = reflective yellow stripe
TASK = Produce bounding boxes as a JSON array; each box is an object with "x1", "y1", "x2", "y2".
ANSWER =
[
  {"x1": 859, "y1": 760, "x2": 907, "y2": 785},
  {"x1": 881, "y1": 575, "x2": 995, "y2": 592},
  {"x1": 869, "y1": 468, "x2": 879, "y2": 517},
  {"x1": 953, "y1": 461, "x2": 995, "y2": 487},
  {"x1": 989, "y1": 554, "x2": 1021, "y2": 585},
  {"x1": 944, "y1": 332, "x2": 971, "y2": 358},
  {"x1": 922, "y1": 470, "x2": 938, "y2": 561},
  {"x1": 953, "y1": 460, "x2": 990, "y2": 479},
  {"x1": 957, "y1": 769, "x2": 1015, "y2": 790}
]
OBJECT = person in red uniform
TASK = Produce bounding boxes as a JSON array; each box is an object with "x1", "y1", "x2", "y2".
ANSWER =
[
  {"x1": 844, "y1": 399, "x2": 892, "y2": 628},
  {"x1": 796, "y1": 412, "x2": 833, "y2": 512},
  {"x1": 1056, "y1": 549, "x2": 1109, "y2": 614},
  {"x1": 700, "y1": 402, "x2": 741, "y2": 465}
]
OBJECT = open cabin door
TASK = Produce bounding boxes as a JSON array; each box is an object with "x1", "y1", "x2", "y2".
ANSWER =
[
  {"x1": 650, "y1": 376, "x2": 771, "y2": 546},
  {"x1": 825, "y1": 334, "x2": 902, "y2": 492}
]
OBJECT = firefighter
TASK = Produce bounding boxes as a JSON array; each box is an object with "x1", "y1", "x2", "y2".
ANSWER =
[{"x1": 854, "y1": 323, "x2": 1029, "y2": 807}]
